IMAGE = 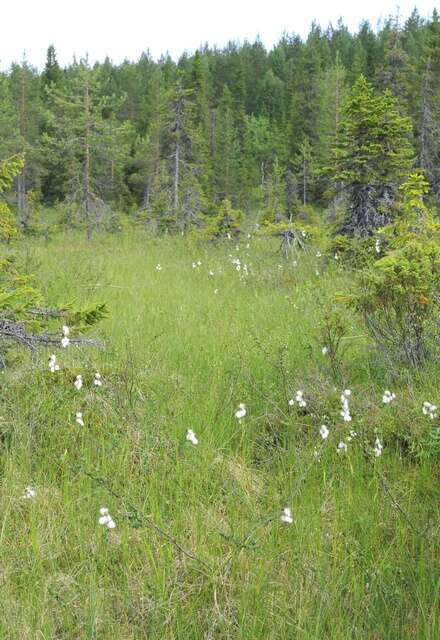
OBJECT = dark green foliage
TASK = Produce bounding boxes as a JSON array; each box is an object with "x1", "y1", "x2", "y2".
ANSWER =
[
  {"x1": 0, "y1": 16, "x2": 438, "y2": 233},
  {"x1": 350, "y1": 173, "x2": 440, "y2": 366},
  {"x1": 331, "y1": 76, "x2": 413, "y2": 237}
]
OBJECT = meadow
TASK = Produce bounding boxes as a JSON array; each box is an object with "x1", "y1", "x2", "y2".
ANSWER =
[{"x1": 0, "y1": 231, "x2": 439, "y2": 639}]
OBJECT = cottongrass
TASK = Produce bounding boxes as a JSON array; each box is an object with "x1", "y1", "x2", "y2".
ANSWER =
[
  {"x1": 280, "y1": 507, "x2": 293, "y2": 524},
  {"x1": 235, "y1": 403, "x2": 246, "y2": 420},
  {"x1": 99, "y1": 507, "x2": 116, "y2": 529},
  {"x1": 61, "y1": 325, "x2": 70, "y2": 348},
  {"x1": 75, "y1": 412, "x2": 84, "y2": 427},
  {"x1": 23, "y1": 486, "x2": 36, "y2": 499},
  {"x1": 49, "y1": 354, "x2": 60, "y2": 372},
  {"x1": 422, "y1": 401, "x2": 438, "y2": 420},
  {"x1": 186, "y1": 429, "x2": 199, "y2": 445}
]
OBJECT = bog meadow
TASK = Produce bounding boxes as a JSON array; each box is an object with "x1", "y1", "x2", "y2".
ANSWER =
[{"x1": 1, "y1": 9, "x2": 440, "y2": 639}]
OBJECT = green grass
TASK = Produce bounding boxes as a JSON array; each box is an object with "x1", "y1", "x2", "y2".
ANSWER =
[{"x1": 1, "y1": 231, "x2": 439, "y2": 638}]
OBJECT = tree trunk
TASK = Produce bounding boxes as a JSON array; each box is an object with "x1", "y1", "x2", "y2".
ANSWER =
[
  {"x1": 17, "y1": 170, "x2": 28, "y2": 230},
  {"x1": 84, "y1": 81, "x2": 92, "y2": 240}
]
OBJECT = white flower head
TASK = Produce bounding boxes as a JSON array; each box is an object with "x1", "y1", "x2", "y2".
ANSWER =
[
  {"x1": 94, "y1": 372, "x2": 103, "y2": 387},
  {"x1": 155, "y1": 264, "x2": 162, "y2": 271},
  {"x1": 62, "y1": 325, "x2": 70, "y2": 337},
  {"x1": 48, "y1": 354, "x2": 60, "y2": 372},
  {"x1": 214, "y1": 289, "x2": 219, "y2": 295},
  {"x1": 374, "y1": 438, "x2": 383, "y2": 457},
  {"x1": 23, "y1": 486, "x2": 36, "y2": 499},
  {"x1": 74, "y1": 374, "x2": 83, "y2": 391},
  {"x1": 422, "y1": 401, "x2": 438, "y2": 420},
  {"x1": 382, "y1": 390, "x2": 396, "y2": 405},
  {"x1": 322, "y1": 346, "x2": 329, "y2": 356},
  {"x1": 294, "y1": 390, "x2": 307, "y2": 408},
  {"x1": 375, "y1": 238, "x2": 381, "y2": 254},
  {"x1": 61, "y1": 336, "x2": 70, "y2": 348},
  {"x1": 209, "y1": 269, "x2": 214, "y2": 276},
  {"x1": 320, "y1": 425, "x2": 329, "y2": 440},
  {"x1": 235, "y1": 403, "x2": 246, "y2": 420},
  {"x1": 186, "y1": 429, "x2": 199, "y2": 445},
  {"x1": 75, "y1": 411, "x2": 84, "y2": 427},
  {"x1": 280, "y1": 507, "x2": 293, "y2": 524},
  {"x1": 337, "y1": 441, "x2": 348, "y2": 452},
  {"x1": 99, "y1": 507, "x2": 116, "y2": 529},
  {"x1": 347, "y1": 430, "x2": 357, "y2": 442},
  {"x1": 340, "y1": 389, "x2": 352, "y2": 422}
]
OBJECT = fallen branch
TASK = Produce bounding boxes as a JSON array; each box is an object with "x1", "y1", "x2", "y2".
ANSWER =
[{"x1": 0, "y1": 317, "x2": 102, "y2": 350}]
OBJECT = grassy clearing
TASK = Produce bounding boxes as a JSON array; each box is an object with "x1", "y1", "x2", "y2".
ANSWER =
[{"x1": 1, "y1": 231, "x2": 439, "y2": 639}]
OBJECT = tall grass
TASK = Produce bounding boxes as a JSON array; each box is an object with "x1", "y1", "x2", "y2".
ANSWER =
[{"x1": 0, "y1": 231, "x2": 439, "y2": 638}]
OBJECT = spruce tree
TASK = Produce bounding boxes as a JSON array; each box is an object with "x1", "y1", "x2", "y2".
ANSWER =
[{"x1": 332, "y1": 75, "x2": 413, "y2": 236}]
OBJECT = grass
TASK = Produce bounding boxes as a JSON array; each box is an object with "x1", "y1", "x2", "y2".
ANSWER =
[{"x1": 0, "y1": 230, "x2": 439, "y2": 638}]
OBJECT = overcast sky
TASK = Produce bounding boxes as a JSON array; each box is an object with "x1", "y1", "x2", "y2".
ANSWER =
[{"x1": 1, "y1": 1, "x2": 438, "y2": 70}]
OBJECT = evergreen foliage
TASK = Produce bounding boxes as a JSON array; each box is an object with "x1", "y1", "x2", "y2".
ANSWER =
[{"x1": 0, "y1": 14, "x2": 439, "y2": 235}]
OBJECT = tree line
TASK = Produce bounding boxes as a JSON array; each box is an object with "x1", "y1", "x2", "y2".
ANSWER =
[{"x1": 1, "y1": 8, "x2": 440, "y2": 236}]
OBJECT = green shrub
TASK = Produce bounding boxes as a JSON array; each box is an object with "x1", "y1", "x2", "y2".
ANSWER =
[{"x1": 350, "y1": 174, "x2": 440, "y2": 367}]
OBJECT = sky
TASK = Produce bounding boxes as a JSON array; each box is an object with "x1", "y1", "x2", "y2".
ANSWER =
[{"x1": 1, "y1": 1, "x2": 438, "y2": 70}]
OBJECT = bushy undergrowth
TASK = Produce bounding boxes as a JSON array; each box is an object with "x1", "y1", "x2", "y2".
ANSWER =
[{"x1": 0, "y1": 232, "x2": 439, "y2": 639}]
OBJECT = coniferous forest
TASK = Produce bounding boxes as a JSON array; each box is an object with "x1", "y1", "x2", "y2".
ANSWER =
[
  {"x1": 0, "y1": 9, "x2": 440, "y2": 232},
  {"x1": 1, "y1": 8, "x2": 440, "y2": 640}
]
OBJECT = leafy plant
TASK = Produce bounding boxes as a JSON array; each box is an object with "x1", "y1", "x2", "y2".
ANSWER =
[{"x1": 350, "y1": 173, "x2": 440, "y2": 367}]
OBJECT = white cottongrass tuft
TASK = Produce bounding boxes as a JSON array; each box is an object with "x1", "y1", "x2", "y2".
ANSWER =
[
  {"x1": 382, "y1": 390, "x2": 396, "y2": 404},
  {"x1": 48, "y1": 354, "x2": 60, "y2": 372},
  {"x1": 23, "y1": 486, "x2": 36, "y2": 499},
  {"x1": 422, "y1": 401, "x2": 438, "y2": 420},
  {"x1": 319, "y1": 425, "x2": 329, "y2": 440},
  {"x1": 235, "y1": 403, "x2": 246, "y2": 420},
  {"x1": 322, "y1": 346, "x2": 329, "y2": 356},
  {"x1": 337, "y1": 441, "x2": 348, "y2": 452},
  {"x1": 347, "y1": 430, "x2": 357, "y2": 442},
  {"x1": 280, "y1": 507, "x2": 293, "y2": 524},
  {"x1": 61, "y1": 325, "x2": 70, "y2": 348},
  {"x1": 99, "y1": 507, "x2": 116, "y2": 529},
  {"x1": 74, "y1": 375, "x2": 83, "y2": 391},
  {"x1": 186, "y1": 429, "x2": 199, "y2": 445},
  {"x1": 374, "y1": 438, "x2": 383, "y2": 457},
  {"x1": 94, "y1": 372, "x2": 103, "y2": 387},
  {"x1": 340, "y1": 389, "x2": 352, "y2": 422},
  {"x1": 75, "y1": 411, "x2": 84, "y2": 427},
  {"x1": 290, "y1": 390, "x2": 307, "y2": 408}
]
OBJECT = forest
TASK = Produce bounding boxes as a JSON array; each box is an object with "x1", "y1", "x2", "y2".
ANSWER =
[
  {"x1": 0, "y1": 8, "x2": 440, "y2": 640},
  {"x1": 0, "y1": 9, "x2": 439, "y2": 234}
]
